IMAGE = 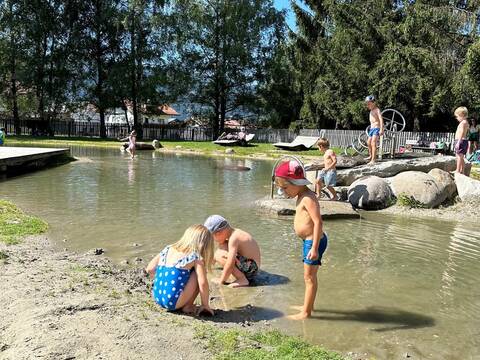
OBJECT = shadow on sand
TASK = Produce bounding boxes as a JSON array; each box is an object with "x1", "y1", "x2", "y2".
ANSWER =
[
  {"x1": 309, "y1": 306, "x2": 435, "y2": 331},
  {"x1": 199, "y1": 305, "x2": 284, "y2": 324}
]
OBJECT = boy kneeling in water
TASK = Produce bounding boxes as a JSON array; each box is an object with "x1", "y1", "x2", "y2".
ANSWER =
[{"x1": 204, "y1": 215, "x2": 261, "y2": 288}]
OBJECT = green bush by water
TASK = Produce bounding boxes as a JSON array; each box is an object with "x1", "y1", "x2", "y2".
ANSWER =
[
  {"x1": 396, "y1": 194, "x2": 426, "y2": 209},
  {"x1": 194, "y1": 324, "x2": 345, "y2": 360},
  {"x1": 0, "y1": 200, "x2": 48, "y2": 244}
]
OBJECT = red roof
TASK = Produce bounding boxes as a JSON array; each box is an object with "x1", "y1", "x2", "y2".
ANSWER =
[{"x1": 158, "y1": 105, "x2": 179, "y2": 116}]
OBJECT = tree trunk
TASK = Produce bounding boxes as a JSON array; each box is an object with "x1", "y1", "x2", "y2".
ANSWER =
[{"x1": 10, "y1": 38, "x2": 20, "y2": 135}]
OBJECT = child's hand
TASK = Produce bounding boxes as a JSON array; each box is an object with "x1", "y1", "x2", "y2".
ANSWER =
[
  {"x1": 307, "y1": 249, "x2": 319, "y2": 261},
  {"x1": 197, "y1": 305, "x2": 214, "y2": 316}
]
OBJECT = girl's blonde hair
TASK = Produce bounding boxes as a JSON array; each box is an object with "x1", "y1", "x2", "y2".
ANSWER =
[{"x1": 172, "y1": 224, "x2": 214, "y2": 271}]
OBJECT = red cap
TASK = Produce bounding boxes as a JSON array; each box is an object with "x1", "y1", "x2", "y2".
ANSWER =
[{"x1": 274, "y1": 161, "x2": 311, "y2": 185}]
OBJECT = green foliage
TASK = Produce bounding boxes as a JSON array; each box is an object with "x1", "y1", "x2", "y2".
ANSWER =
[
  {"x1": 194, "y1": 324, "x2": 345, "y2": 360},
  {"x1": 397, "y1": 194, "x2": 426, "y2": 209},
  {"x1": 0, "y1": 200, "x2": 48, "y2": 244}
]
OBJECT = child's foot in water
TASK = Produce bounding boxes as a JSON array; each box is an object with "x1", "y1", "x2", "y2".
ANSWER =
[
  {"x1": 287, "y1": 311, "x2": 310, "y2": 320},
  {"x1": 228, "y1": 279, "x2": 249, "y2": 288}
]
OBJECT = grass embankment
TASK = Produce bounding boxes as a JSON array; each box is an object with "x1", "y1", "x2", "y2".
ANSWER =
[
  {"x1": 6, "y1": 135, "x2": 341, "y2": 159},
  {"x1": 0, "y1": 200, "x2": 48, "y2": 245},
  {"x1": 195, "y1": 324, "x2": 345, "y2": 360}
]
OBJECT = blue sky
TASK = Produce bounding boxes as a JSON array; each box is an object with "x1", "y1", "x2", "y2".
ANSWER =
[{"x1": 274, "y1": 0, "x2": 296, "y2": 30}]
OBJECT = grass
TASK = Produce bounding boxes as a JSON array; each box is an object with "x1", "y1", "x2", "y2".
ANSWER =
[
  {"x1": 194, "y1": 324, "x2": 345, "y2": 360},
  {"x1": 0, "y1": 200, "x2": 48, "y2": 244},
  {"x1": 6, "y1": 135, "x2": 344, "y2": 160},
  {"x1": 396, "y1": 194, "x2": 426, "y2": 209}
]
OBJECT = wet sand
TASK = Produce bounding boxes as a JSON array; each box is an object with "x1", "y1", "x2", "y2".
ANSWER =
[{"x1": 0, "y1": 236, "x2": 273, "y2": 360}]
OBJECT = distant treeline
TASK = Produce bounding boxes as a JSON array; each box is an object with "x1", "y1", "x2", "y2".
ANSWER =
[{"x1": 1, "y1": 1, "x2": 480, "y2": 137}]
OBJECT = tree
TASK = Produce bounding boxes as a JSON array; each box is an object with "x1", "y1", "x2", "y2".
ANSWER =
[{"x1": 174, "y1": 0, "x2": 285, "y2": 138}]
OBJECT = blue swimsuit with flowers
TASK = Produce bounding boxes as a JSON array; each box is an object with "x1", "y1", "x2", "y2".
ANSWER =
[{"x1": 152, "y1": 246, "x2": 200, "y2": 310}]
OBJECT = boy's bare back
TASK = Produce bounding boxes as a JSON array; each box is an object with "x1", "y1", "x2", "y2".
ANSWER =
[
  {"x1": 294, "y1": 190, "x2": 321, "y2": 240},
  {"x1": 229, "y1": 229, "x2": 261, "y2": 266}
]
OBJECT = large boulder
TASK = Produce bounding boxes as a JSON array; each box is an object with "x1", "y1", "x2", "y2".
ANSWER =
[
  {"x1": 454, "y1": 172, "x2": 480, "y2": 201},
  {"x1": 428, "y1": 168, "x2": 457, "y2": 202},
  {"x1": 347, "y1": 176, "x2": 393, "y2": 210},
  {"x1": 390, "y1": 171, "x2": 444, "y2": 208},
  {"x1": 337, "y1": 156, "x2": 457, "y2": 186}
]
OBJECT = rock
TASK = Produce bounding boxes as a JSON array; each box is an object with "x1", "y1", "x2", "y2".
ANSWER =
[
  {"x1": 306, "y1": 155, "x2": 367, "y2": 171},
  {"x1": 132, "y1": 243, "x2": 142, "y2": 247},
  {"x1": 92, "y1": 248, "x2": 104, "y2": 255},
  {"x1": 134, "y1": 257, "x2": 143, "y2": 263},
  {"x1": 390, "y1": 171, "x2": 443, "y2": 208},
  {"x1": 225, "y1": 148, "x2": 235, "y2": 154},
  {"x1": 337, "y1": 156, "x2": 457, "y2": 186},
  {"x1": 151, "y1": 139, "x2": 162, "y2": 149},
  {"x1": 454, "y1": 172, "x2": 480, "y2": 201},
  {"x1": 428, "y1": 168, "x2": 457, "y2": 201},
  {"x1": 175, "y1": 145, "x2": 182, "y2": 149},
  {"x1": 348, "y1": 176, "x2": 393, "y2": 210}
]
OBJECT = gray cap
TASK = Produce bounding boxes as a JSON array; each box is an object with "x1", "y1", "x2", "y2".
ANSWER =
[
  {"x1": 204, "y1": 215, "x2": 229, "y2": 233},
  {"x1": 365, "y1": 95, "x2": 375, "y2": 102}
]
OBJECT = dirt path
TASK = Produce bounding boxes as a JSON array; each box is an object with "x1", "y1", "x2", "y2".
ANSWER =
[{"x1": 0, "y1": 236, "x2": 269, "y2": 360}]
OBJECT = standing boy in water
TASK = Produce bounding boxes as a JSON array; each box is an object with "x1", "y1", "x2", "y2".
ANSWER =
[
  {"x1": 204, "y1": 215, "x2": 261, "y2": 288},
  {"x1": 454, "y1": 107, "x2": 469, "y2": 174},
  {"x1": 274, "y1": 160, "x2": 328, "y2": 320},
  {"x1": 365, "y1": 95, "x2": 384, "y2": 164}
]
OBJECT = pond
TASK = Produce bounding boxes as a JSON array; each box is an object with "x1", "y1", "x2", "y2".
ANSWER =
[{"x1": 2, "y1": 146, "x2": 479, "y2": 359}]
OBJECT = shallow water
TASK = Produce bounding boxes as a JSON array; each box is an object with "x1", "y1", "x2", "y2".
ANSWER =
[{"x1": 2, "y1": 146, "x2": 479, "y2": 359}]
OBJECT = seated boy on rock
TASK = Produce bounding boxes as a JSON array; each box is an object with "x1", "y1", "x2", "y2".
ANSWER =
[{"x1": 204, "y1": 215, "x2": 261, "y2": 288}]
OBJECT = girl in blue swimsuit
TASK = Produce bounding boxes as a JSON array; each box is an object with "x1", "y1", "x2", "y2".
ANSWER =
[{"x1": 146, "y1": 225, "x2": 215, "y2": 315}]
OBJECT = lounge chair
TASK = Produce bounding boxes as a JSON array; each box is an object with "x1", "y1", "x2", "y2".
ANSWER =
[
  {"x1": 273, "y1": 136, "x2": 320, "y2": 151},
  {"x1": 213, "y1": 133, "x2": 255, "y2": 146}
]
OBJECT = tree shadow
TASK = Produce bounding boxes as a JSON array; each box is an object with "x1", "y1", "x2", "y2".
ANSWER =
[
  {"x1": 199, "y1": 305, "x2": 284, "y2": 324},
  {"x1": 309, "y1": 306, "x2": 435, "y2": 332}
]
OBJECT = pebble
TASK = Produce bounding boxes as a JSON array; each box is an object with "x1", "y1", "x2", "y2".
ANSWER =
[
  {"x1": 134, "y1": 257, "x2": 143, "y2": 263},
  {"x1": 132, "y1": 243, "x2": 142, "y2": 247},
  {"x1": 175, "y1": 145, "x2": 182, "y2": 149},
  {"x1": 93, "y1": 248, "x2": 104, "y2": 255}
]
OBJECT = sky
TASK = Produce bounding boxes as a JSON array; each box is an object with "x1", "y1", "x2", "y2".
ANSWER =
[{"x1": 273, "y1": 0, "x2": 296, "y2": 30}]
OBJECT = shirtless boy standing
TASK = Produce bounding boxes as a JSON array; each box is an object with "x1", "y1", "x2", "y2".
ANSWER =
[
  {"x1": 454, "y1": 107, "x2": 470, "y2": 174},
  {"x1": 274, "y1": 160, "x2": 327, "y2": 320},
  {"x1": 315, "y1": 138, "x2": 337, "y2": 200},
  {"x1": 204, "y1": 215, "x2": 261, "y2": 288},
  {"x1": 365, "y1": 95, "x2": 384, "y2": 164}
]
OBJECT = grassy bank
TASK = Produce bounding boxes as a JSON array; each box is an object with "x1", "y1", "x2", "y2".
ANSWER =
[
  {"x1": 195, "y1": 324, "x2": 345, "y2": 360},
  {"x1": 6, "y1": 135, "x2": 338, "y2": 159},
  {"x1": 0, "y1": 200, "x2": 48, "y2": 245}
]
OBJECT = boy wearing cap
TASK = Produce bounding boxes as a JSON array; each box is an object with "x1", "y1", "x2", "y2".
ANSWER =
[
  {"x1": 365, "y1": 95, "x2": 384, "y2": 164},
  {"x1": 274, "y1": 160, "x2": 327, "y2": 320},
  {"x1": 204, "y1": 215, "x2": 261, "y2": 288}
]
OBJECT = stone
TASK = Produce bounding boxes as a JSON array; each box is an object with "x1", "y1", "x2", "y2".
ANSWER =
[
  {"x1": 428, "y1": 168, "x2": 457, "y2": 202},
  {"x1": 175, "y1": 145, "x2": 182, "y2": 149},
  {"x1": 336, "y1": 155, "x2": 457, "y2": 186},
  {"x1": 305, "y1": 155, "x2": 367, "y2": 171},
  {"x1": 390, "y1": 171, "x2": 443, "y2": 208},
  {"x1": 454, "y1": 172, "x2": 480, "y2": 201},
  {"x1": 151, "y1": 139, "x2": 162, "y2": 149},
  {"x1": 347, "y1": 176, "x2": 393, "y2": 210},
  {"x1": 225, "y1": 148, "x2": 235, "y2": 154},
  {"x1": 92, "y1": 248, "x2": 104, "y2": 255}
]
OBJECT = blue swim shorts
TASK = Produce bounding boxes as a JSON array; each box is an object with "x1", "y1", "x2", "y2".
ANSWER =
[
  {"x1": 318, "y1": 170, "x2": 337, "y2": 187},
  {"x1": 303, "y1": 233, "x2": 328, "y2": 266},
  {"x1": 368, "y1": 127, "x2": 380, "y2": 137}
]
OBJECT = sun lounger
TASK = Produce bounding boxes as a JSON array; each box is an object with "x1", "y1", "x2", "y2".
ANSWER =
[
  {"x1": 213, "y1": 133, "x2": 255, "y2": 146},
  {"x1": 273, "y1": 136, "x2": 320, "y2": 151}
]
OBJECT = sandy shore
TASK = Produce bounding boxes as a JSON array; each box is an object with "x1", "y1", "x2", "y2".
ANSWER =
[{"x1": 0, "y1": 235, "x2": 272, "y2": 360}]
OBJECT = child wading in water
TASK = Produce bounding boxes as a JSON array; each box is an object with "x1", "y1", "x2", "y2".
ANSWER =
[
  {"x1": 127, "y1": 130, "x2": 136, "y2": 159},
  {"x1": 204, "y1": 215, "x2": 261, "y2": 288},
  {"x1": 146, "y1": 225, "x2": 215, "y2": 315},
  {"x1": 274, "y1": 160, "x2": 327, "y2": 320}
]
